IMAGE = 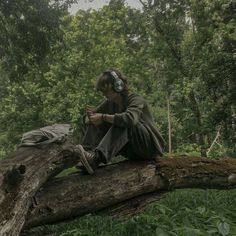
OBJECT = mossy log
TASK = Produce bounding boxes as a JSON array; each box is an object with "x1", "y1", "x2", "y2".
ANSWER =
[
  {"x1": 24, "y1": 157, "x2": 236, "y2": 229},
  {"x1": 0, "y1": 142, "x2": 79, "y2": 236},
  {"x1": 1, "y1": 143, "x2": 236, "y2": 236}
]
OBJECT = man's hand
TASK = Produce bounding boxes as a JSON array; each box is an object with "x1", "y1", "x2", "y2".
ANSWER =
[
  {"x1": 89, "y1": 113, "x2": 103, "y2": 125},
  {"x1": 86, "y1": 106, "x2": 95, "y2": 118}
]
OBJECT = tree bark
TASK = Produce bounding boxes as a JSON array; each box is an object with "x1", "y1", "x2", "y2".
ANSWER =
[
  {"x1": 188, "y1": 90, "x2": 207, "y2": 157},
  {"x1": 167, "y1": 97, "x2": 172, "y2": 155},
  {"x1": 24, "y1": 157, "x2": 236, "y2": 229},
  {"x1": 0, "y1": 142, "x2": 79, "y2": 236},
  {"x1": 2, "y1": 143, "x2": 236, "y2": 236}
]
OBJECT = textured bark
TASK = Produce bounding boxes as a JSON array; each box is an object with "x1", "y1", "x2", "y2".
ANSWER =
[
  {"x1": 0, "y1": 142, "x2": 79, "y2": 236},
  {"x1": 96, "y1": 190, "x2": 168, "y2": 218},
  {"x1": 24, "y1": 157, "x2": 236, "y2": 229},
  {"x1": 25, "y1": 161, "x2": 164, "y2": 228},
  {"x1": 2, "y1": 145, "x2": 236, "y2": 236},
  {"x1": 21, "y1": 191, "x2": 168, "y2": 236}
]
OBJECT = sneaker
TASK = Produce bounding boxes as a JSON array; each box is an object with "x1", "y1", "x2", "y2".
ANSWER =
[{"x1": 75, "y1": 144, "x2": 100, "y2": 174}]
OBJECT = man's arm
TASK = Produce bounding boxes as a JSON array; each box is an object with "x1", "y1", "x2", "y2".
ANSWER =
[
  {"x1": 89, "y1": 113, "x2": 114, "y2": 125},
  {"x1": 113, "y1": 94, "x2": 144, "y2": 127},
  {"x1": 102, "y1": 114, "x2": 114, "y2": 123},
  {"x1": 89, "y1": 94, "x2": 145, "y2": 127},
  {"x1": 94, "y1": 94, "x2": 145, "y2": 127}
]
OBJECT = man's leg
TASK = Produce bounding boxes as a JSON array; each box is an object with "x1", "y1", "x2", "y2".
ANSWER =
[
  {"x1": 95, "y1": 125, "x2": 129, "y2": 163},
  {"x1": 82, "y1": 122, "x2": 111, "y2": 151},
  {"x1": 77, "y1": 124, "x2": 129, "y2": 174},
  {"x1": 93, "y1": 122, "x2": 159, "y2": 162},
  {"x1": 77, "y1": 122, "x2": 159, "y2": 174},
  {"x1": 120, "y1": 122, "x2": 159, "y2": 161}
]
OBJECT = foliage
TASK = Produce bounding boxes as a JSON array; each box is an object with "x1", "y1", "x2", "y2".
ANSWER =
[
  {"x1": 0, "y1": 0, "x2": 235, "y2": 158},
  {"x1": 142, "y1": 0, "x2": 236, "y2": 156},
  {"x1": 0, "y1": 0, "x2": 77, "y2": 155}
]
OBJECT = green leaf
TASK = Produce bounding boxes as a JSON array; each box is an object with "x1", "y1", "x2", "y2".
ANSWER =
[{"x1": 217, "y1": 221, "x2": 230, "y2": 236}]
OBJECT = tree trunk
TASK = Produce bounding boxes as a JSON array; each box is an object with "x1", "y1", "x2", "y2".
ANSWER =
[
  {"x1": 2, "y1": 143, "x2": 236, "y2": 236},
  {"x1": 167, "y1": 97, "x2": 172, "y2": 155},
  {"x1": 188, "y1": 90, "x2": 207, "y2": 157},
  {"x1": 0, "y1": 142, "x2": 79, "y2": 236},
  {"x1": 24, "y1": 157, "x2": 236, "y2": 229}
]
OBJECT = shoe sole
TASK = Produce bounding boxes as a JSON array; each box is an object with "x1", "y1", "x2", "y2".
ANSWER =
[{"x1": 77, "y1": 144, "x2": 94, "y2": 175}]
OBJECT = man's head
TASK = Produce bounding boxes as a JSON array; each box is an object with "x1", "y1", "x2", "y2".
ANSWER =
[{"x1": 95, "y1": 69, "x2": 128, "y2": 96}]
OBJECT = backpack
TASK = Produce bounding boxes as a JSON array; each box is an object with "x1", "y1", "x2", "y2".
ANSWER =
[{"x1": 19, "y1": 124, "x2": 73, "y2": 147}]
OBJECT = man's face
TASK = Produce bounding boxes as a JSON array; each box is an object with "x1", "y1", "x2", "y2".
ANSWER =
[{"x1": 101, "y1": 85, "x2": 117, "y2": 102}]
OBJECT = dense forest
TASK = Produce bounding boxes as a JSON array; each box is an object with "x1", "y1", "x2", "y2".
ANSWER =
[
  {"x1": 0, "y1": 1, "x2": 236, "y2": 235},
  {"x1": 0, "y1": 0, "x2": 235, "y2": 159}
]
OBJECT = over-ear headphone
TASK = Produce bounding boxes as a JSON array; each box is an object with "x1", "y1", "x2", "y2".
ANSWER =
[{"x1": 108, "y1": 70, "x2": 124, "y2": 93}]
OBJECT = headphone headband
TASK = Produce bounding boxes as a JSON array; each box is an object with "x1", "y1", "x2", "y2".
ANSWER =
[{"x1": 110, "y1": 71, "x2": 119, "y2": 81}]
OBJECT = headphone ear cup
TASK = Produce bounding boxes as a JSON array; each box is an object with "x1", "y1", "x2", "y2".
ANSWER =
[
  {"x1": 113, "y1": 79, "x2": 124, "y2": 93},
  {"x1": 110, "y1": 71, "x2": 124, "y2": 92}
]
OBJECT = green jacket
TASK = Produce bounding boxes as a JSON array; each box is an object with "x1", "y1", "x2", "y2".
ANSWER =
[{"x1": 95, "y1": 93, "x2": 166, "y2": 155}]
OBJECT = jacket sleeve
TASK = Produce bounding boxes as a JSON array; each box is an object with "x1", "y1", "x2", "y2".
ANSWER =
[{"x1": 113, "y1": 94, "x2": 144, "y2": 127}]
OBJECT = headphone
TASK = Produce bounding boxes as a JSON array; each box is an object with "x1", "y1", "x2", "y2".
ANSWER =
[{"x1": 107, "y1": 70, "x2": 124, "y2": 93}]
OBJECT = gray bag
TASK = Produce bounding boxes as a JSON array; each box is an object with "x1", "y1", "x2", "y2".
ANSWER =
[{"x1": 19, "y1": 124, "x2": 73, "y2": 147}]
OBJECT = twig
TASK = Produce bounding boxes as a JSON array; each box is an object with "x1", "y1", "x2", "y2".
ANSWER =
[{"x1": 207, "y1": 126, "x2": 222, "y2": 155}]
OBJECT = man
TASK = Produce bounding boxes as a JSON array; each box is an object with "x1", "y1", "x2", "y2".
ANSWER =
[{"x1": 76, "y1": 69, "x2": 165, "y2": 174}]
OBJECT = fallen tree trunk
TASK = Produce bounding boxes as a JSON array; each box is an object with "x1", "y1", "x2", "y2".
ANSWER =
[
  {"x1": 0, "y1": 142, "x2": 79, "y2": 236},
  {"x1": 24, "y1": 156, "x2": 236, "y2": 229}
]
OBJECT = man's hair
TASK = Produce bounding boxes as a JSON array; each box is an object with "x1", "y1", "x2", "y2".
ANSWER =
[{"x1": 95, "y1": 69, "x2": 129, "y2": 95}]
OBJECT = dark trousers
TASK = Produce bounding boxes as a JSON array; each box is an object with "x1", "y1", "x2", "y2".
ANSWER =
[{"x1": 82, "y1": 122, "x2": 158, "y2": 163}]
